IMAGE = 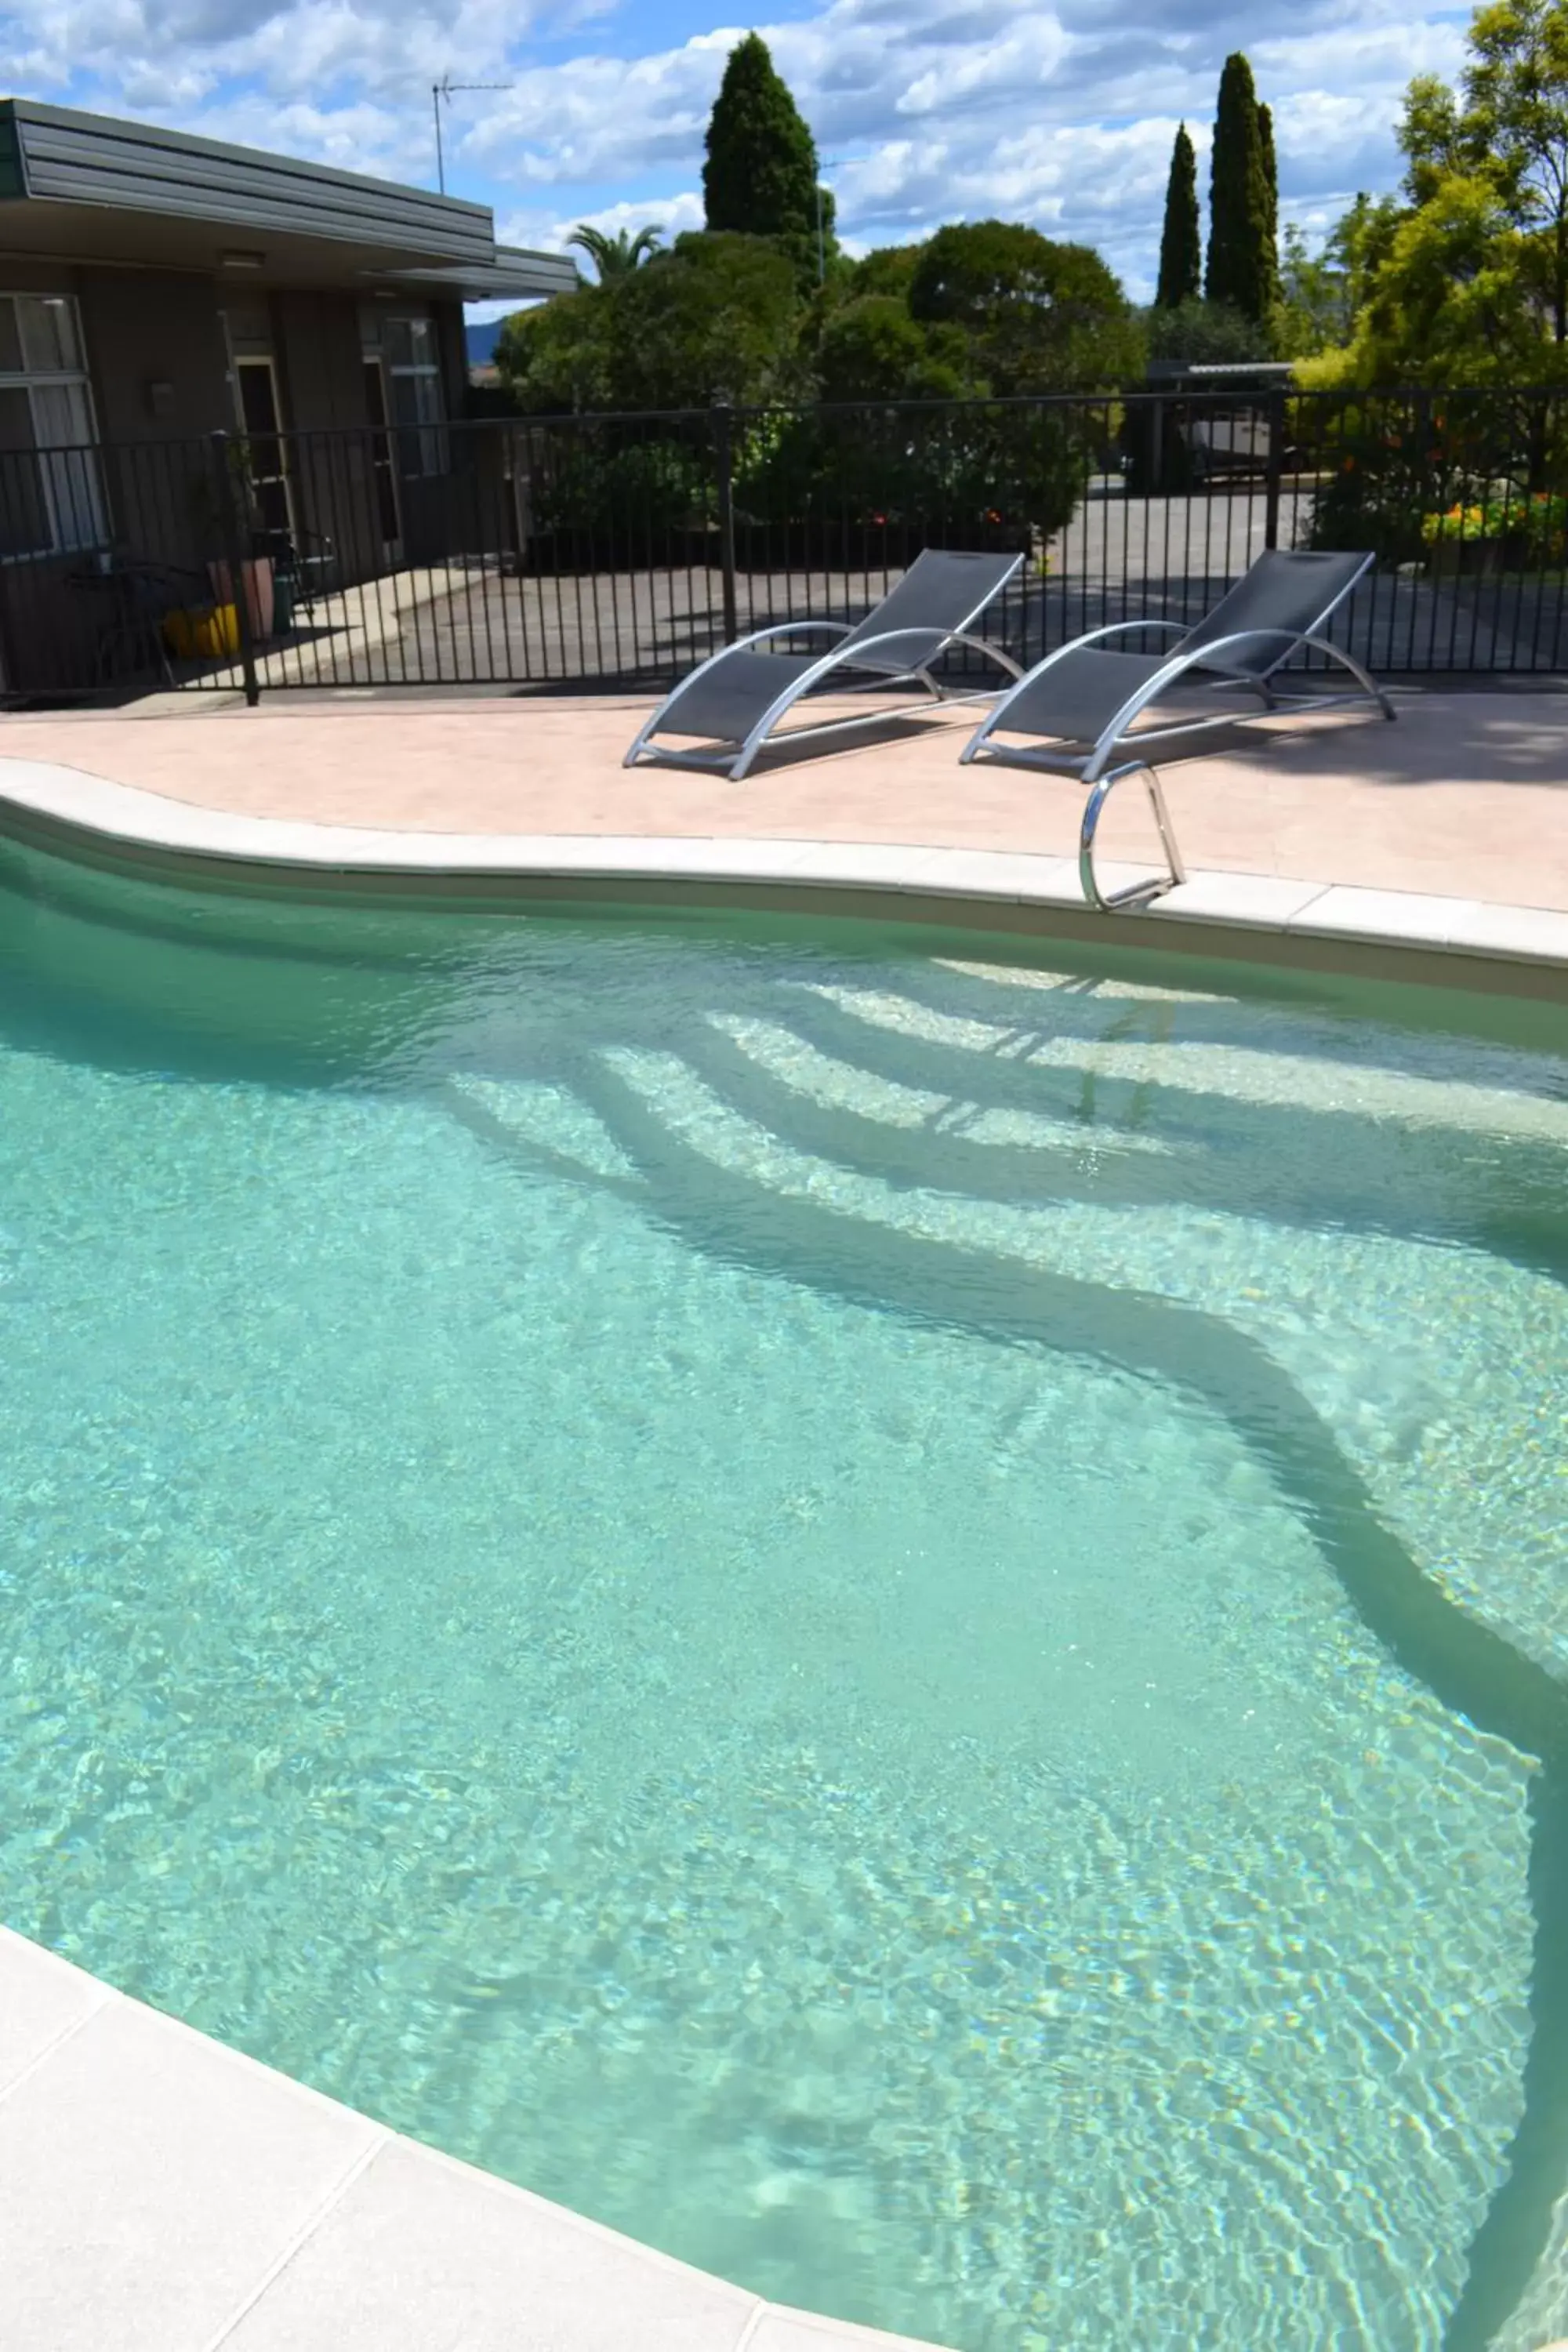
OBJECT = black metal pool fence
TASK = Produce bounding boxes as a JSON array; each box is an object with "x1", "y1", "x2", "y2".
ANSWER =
[{"x1": 5, "y1": 383, "x2": 1568, "y2": 702}]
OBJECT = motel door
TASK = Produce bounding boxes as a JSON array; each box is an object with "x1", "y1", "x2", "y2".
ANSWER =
[
  {"x1": 361, "y1": 358, "x2": 403, "y2": 564},
  {"x1": 234, "y1": 356, "x2": 296, "y2": 543}
]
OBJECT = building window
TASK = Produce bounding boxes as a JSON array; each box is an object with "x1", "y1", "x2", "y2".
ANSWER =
[
  {"x1": 383, "y1": 317, "x2": 448, "y2": 479},
  {"x1": 0, "y1": 294, "x2": 105, "y2": 558}
]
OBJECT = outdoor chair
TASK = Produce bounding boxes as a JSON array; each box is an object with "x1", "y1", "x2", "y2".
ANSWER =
[
  {"x1": 263, "y1": 525, "x2": 338, "y2": 623},
  {"x1": 960, "y1": 547, "x2": 1393, "y2": 912},
  {"x1": 65, "y1": 554, "x2": 208, "y2": 691},
  {"x1": 624, "y1": 549, "x2": 1026, "y2": 780}
]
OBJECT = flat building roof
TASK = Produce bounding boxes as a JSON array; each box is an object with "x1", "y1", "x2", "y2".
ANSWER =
[{"x1": 0, "y1": 98, "x2": 575, "y2": 303}]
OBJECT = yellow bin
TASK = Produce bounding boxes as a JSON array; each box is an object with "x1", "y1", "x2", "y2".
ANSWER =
[{"x1": 163, "y1": 603, "x2": 240, "y2": 661}]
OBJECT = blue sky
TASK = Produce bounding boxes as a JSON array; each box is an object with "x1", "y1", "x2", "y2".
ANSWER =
[{"x1": 0, "y1": 0, "x2": 1469, "y2": 317}]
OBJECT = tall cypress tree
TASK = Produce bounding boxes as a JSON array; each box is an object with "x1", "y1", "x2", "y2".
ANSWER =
[
  {"x1": 1205, "y1": 53, "x2": 1278, "y2": 325},
  {"x1": 1258, "y1": 100, "x2": 1279, "y2": 299},
  {"x1": 1155, "y1": 122, "x2": 1202, "y2": 307},
  {"x1": 702, "y1": 34, "x2": 819, "y2": 241}
]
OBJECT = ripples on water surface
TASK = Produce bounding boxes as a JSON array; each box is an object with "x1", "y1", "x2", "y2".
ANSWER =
[{"x1": 1, "y1": 837, "x2": 1566, "y2": 2350}]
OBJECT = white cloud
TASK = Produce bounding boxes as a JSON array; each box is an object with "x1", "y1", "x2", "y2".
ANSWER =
[
  {"x1": 494, "y1": 188, "x2": 706, "y2": 257},
  {"x1": 0, "y1": 0, "x2": 1450, "y2": 295}
]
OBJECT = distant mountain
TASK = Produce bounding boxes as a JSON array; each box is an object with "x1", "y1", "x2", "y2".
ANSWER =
[{"x1": 465, "y1": 319, "x2": 505, "y2": 368}]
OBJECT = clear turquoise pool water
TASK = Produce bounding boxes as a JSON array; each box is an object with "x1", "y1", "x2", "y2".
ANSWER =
[{"x1": 1, "y1": 833, "x2": 1566, "y2": 2350}]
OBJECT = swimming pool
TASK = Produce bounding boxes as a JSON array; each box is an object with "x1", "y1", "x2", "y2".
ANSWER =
[{"x1": 1, "y1": 829, "x2": 1566, "y2": 2351}]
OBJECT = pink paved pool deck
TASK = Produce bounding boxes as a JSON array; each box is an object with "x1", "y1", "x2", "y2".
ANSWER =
[{"x1": 1, "y1": 688, "x2": 1565, "y2": 911}]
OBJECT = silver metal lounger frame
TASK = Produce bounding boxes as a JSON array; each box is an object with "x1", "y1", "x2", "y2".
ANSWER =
[
  {"x1": 625, "y1": 557, "x2": 1026, "y2": 782},
  {"x1": 960, "y1": 554, "x2": 1394, "y2": 912}
]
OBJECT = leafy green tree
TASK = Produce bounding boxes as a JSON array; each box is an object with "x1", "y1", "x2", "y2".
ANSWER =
[
  {"x1": 702, "y1": 34, "x2": 820, "y2": 243},
  {"x1": 1156, "y1": 124, "x2": 1202, "y2": 308},
  {"x1": 907, "y1": 220, "x2": 1144, "y2": 391},
  {"x1": 848, "y1": 244, "x2": 927, "y2": 300},
  {"x1": 1298, "y1": 9, "x2": 1568, "y2": 561},
  {"x1": 1334, "y1": 191, "x2": 1405, "y2": 309},
  {"x1": 811, "y1": 296, "x2": 967, "y2": 402},
  {"x1": 607, "y1": 235, "x2": 805, "y2": 405},
  {"x1": 1309, "y1": 0, "x2": 1568, "y2": 383},
  {"x1": 1272, "y1": 198, "x2": 1399, "y2": 358},
  {"x1": 1272, "y1": 224, "x2": 1352, "y2": 357},
  {"x1": 1145, "y1": 296, "x2": 1265, "y2": 365},
  {"x1": 1205, "y1": 53, "x2": 1279, "y2": 325},
  {"x1": 1401, "y1": 0, "x2": 1568, "y2": 342},
  {"x1": 495, "y1": 233, "x2": 804, "y2": 412},
  {"x1": 493, "y1": 285, "x2": 612, "y2": 412},
  {"x1": 1319, "y1": 175, "x2": 1548, "y2": 383},
  {"x1": 1298, "y1": 180, "x2": 1565, "y2": 564},
  {"x1": 566, "y1": 223, "x2": 664, "y2": 281},
  {"x1": 1399, "y1": 74, "x2": 1464, "y2": 205}
]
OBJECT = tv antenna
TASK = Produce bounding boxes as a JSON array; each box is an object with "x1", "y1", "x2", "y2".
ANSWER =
[{"x1": 432, "y1": 74, "x2": 514, "y2": 194}]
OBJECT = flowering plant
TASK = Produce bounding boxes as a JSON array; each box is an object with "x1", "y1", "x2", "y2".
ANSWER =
[{"x1": 1421, "y1": 490, "x2": 1568, "y2": 561}]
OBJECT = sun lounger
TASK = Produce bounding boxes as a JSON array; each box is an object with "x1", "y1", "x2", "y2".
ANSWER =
[
  {"x1": 625, "y1": 548, "x2": 1025, "y2": 780},
  {"x1": 959, "y1": 548, "x2": 1392, "y2": 909}
]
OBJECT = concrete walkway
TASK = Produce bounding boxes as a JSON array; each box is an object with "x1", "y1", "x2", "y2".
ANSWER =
[{"x1": 2, "y1": 687, "x2": 1565, "y2": 912}]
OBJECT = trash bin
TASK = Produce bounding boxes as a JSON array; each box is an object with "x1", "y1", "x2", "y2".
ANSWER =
[{"x1": 163, "y1": 604, "x2": 239, "y2": 661}]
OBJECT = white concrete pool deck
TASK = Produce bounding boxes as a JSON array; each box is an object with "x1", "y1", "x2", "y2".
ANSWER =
[
  {"x1": 0, "y1": 1929, "x2": 941, "y2": 2352},
  {"x1": 1, "y1": 691, "x2": 1566, "y2": 2351}
]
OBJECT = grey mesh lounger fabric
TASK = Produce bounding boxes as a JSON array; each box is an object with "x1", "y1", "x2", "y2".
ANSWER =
[
  {"x1": 625, "y1": 547, "x2": 1026, "y2": 779},
  {"x1": 959, "y1": 547, "x2": 1394, "y2": 910}
]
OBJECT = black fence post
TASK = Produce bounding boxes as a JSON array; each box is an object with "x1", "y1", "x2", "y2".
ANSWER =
[
  {"x1": 1263, "y1": 387, "x2": 1286, "y2": 552},
  {"x1": 711, "y1": 397, "x2": 739, "y2": 645},
  {"x1": 210, "y1": 429, "x2": 261, "y2": 708}
]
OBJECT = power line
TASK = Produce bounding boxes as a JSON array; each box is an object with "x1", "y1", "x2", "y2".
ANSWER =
[{"x1": 432, "y1": 74, "x2": 514, "y2": 195}]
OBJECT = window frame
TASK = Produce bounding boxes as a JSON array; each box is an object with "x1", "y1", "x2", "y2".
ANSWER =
[
  {"x1": 0, "y1": 290, "x2": 106, "y2": 562},
  {"x1": 382, "y1": 314, "x2": 448, "y2": 481},
  {"x1": 233, "y1": 352, "x2": 297, "y2": 545}
]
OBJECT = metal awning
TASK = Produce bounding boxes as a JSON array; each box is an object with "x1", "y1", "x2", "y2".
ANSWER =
[
  {"x1": 376, "y1": 247, "x2": 578, "y2": 303},
  {"x1": 0, "y1": 97, "x2": 571, "y2": 300}
]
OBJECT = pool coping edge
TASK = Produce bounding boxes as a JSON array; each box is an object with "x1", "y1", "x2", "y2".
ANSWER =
[{"x1": 0, "y1": 753, "x2": 1565, "y2": 1000}]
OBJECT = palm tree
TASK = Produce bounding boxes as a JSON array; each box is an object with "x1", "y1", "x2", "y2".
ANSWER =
[{"x1": 567, "y1": 223, "x2": 665, "y2": 281}]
